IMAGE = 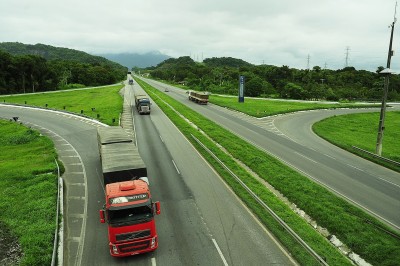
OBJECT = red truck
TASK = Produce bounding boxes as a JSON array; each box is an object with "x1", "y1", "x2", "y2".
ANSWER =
[{"x1": 98, "y1": 126, "x2": 160, "y2": 257}]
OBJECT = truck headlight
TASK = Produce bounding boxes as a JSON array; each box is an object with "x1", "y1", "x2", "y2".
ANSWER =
[
  {"x1": 112, "y1": 244, "x2": 119, "y2": 254},
  {"x1": 150, "y1": 236, "x2": 157, "y2": 248}
]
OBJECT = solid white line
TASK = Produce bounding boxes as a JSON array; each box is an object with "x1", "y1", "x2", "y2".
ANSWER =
[
  {"x1": 212, "y1": 238, "x2": 228, "y2": 266},
  {"x1": 172, "y1": 160, "x2": 180, "y2": 175},
  {"x1": 151, "y1": 257, "x2": 156, "y2": 266}
]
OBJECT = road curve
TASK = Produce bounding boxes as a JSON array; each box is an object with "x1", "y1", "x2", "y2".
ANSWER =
[
  {"x1": 0, "y1": 84, "x2": 296, "y2": 265},
  {"x1": 138, "y1": 77, "x2": 400, "y2": 231}
]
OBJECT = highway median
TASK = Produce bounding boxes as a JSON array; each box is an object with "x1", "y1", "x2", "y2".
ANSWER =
[{"x1": 135, "y1": 77, "x2": 400, "y2": 266}]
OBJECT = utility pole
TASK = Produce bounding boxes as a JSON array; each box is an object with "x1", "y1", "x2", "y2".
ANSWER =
[
  {"x1": 376, "y1": 2, "x2": 397, "y2": 155},
  {"x1": 307, "y1": 54, "x2": 310, "y2": 70}
]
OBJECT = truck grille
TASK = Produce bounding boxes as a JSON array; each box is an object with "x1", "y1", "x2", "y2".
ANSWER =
[
  {"x1": 119, "y1": 239, "x2": 150, "y2": 253},
  {"x1": 116, "y1": 230, "x2": 151, "y2": 242}
]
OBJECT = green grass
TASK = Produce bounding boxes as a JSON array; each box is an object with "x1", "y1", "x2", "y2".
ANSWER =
[
  {"x1": 209, "y1": 95, "x2": 376, "y2": 117},
  {"x1": 1, "y1": 82, "x2": 399, "y2": 265},
  {"x1": 0, "y1": 84, "x2": 123, "y2": 265},
  {"x1": 313, "y1": 112, "x2": 400, "y2": 171},
  {"x1": 135, "y1": 77, "x2": 400, "y2": 266},
  {"x1": 136, "y1": 79, "x2": 349, "y2": 265},
  {"x1": 0, "y1": 84, "x2": 124, "y2": 125},
  {"x1": 0, "y1": 120, "x2": 58, "y2": 266}
]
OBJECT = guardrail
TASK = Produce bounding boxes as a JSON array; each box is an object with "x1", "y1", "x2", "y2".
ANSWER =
[
  {"x1": 352, "y1": 146, "x2": 400, "y2": 167},
  {"x1": 52, "y1": 159, "x2": 63, "y2": 266},
  {"x1": 191, "y1": 134, "x2": 329, "y2": 266}
]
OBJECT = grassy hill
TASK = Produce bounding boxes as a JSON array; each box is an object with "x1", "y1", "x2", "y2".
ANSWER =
[{"x1": 0, "y1": 42, "x2": 126, "y2": 71}]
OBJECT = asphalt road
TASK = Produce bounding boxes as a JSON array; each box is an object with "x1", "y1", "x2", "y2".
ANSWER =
[
  {"x1": 0, "y1": 84, "x2": 295, "y2": 266},
  {"x1": 129, "y1": 84, "x2": 296, "y2": 266},
  {"x1": 138, "y1": 77, "x2": 400, "y2": 231}
]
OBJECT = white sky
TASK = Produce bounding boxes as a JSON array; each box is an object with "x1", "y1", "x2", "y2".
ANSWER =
[{"x1": 0, "y1": 0, "x2": 399, "y2": 71}]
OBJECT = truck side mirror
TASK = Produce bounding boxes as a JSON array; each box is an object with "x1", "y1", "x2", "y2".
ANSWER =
[
  {"x1": 155, "y1": 201, "x2": 161, "y2": 215},
  {"x1": 99, "y1": 209, "x2": 105, "y2": 223}
]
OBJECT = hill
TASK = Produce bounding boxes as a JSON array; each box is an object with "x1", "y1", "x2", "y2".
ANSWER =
[
  {"x1": 97, "y1": 51, "x2": 171, "y2": 69},
  {"x1": 146, "y1": 55, "x2": 400, "y2": 101},
  {"x1": 203, "y1": 57, "x2": 253, "y2": 68},
  {"x1": 0, "y1": 42, "x2": 127, "y2": 94},
  {"x1": 0, "y1": 42, "x2": 126, "y2": 71}
]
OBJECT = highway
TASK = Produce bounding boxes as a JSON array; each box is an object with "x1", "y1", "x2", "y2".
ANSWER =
[
  {"x1": 138, "y1": 77, "x2": 400, "y2": 231},
  {"x1": 0, "y1": 83, "x2": 295, "y2": 265}
]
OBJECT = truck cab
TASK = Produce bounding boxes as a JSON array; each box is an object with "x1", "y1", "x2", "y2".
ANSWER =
[
  {"x1": 100, "y1": 179, "x2": 160, "y2": 257},
  {"x1": 135, "y1": 95, "x2": 151, "y2": 114}
]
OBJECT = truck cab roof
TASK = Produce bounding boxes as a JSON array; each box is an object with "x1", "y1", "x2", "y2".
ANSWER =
[{"x1": 107, "y1": 180, "x2": 150, "y2": 207}]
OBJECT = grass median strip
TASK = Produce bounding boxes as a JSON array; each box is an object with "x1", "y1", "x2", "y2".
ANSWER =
[
  {"x1": 209, "y1": 95, "x2": 376, "y2": 117},
  {"x1": 0, "y1": 84, "x2": 124, "y2": 125},
  {"x1": 136, "y1": 79, "x2": 348, "y2": 265},
  {"x1": 135, "y1": 77, "x2": 400, "y2": 266},
  {"x1": 0, "y1": 120, "x2": 58, "y2": 266}
]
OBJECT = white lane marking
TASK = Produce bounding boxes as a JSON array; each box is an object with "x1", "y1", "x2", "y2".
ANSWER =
[
  {"x1": 294, "y1": 152, "x2": 318, "y2": 164},
  {"x1": 160, "y1": 135, "x2": 164, "y2": 143},
  {"x1": 151, "y1": 257, "x2": 156, "y2": 266},
  {"x1": 346, "y1": 163, "x2": 363, "y2": 172},
  {"x1": 324, "y1": 154, "x2": 336, "y2": 160},
  {"x1": 378, "y1": 178, "x2": 400, "y2": 189},
  {"x1": 212, "y1": 238, "x2": 229, "y2": 266},
  {"x1": 172, "y1": 160, "x2": 180, "y2": 175}
]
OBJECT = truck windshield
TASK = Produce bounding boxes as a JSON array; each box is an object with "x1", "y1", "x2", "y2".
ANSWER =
[{"x1": 108, "y1": 205, "x2": 153, "y2": 227}]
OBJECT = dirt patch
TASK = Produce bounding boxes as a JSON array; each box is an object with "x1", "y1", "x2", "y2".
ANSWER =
[{"x1": 0, "y1": 221, "x2": 22, "y2": 266}]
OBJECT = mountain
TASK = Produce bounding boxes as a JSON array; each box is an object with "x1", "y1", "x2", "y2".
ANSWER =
[
  {"x1": 97, "y1": 51, "x2": 171, "y2": 69},
  {"x1": 0, "y1": 42, "x2": 124, "y2": 68},
  {"x1": 0, "y1": 42, "x2": 127, "y2": 93}
]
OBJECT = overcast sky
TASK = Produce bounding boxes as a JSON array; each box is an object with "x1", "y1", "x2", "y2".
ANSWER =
[{"x1": 1, "y1": 0, "x2": 399, "y2": 71}]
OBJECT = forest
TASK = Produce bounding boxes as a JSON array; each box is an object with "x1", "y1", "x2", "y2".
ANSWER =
[
  {"x1": 0, "y1": 42, "x2": 127, "y2": 94},
  {"x1": 1, "y1": 41, "x2": 399, "y2": 101},
  {"x1": 145, "y1": 56, "x2": 400, "y2": 101}
]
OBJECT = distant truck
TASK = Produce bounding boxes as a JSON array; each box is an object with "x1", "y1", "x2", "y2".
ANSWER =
[
  {"x1": 134, "y1": 94, "x2": 151, "y2": 114},
  {"x1": 97, "y1": 126, "x2": 160, "y2": 257},
  {"x1": 188, "y1": 90, "x2": 209, "y2": 105},
  {"x1": 128, "y1": 79, "x2": 134, "y2": 85}
]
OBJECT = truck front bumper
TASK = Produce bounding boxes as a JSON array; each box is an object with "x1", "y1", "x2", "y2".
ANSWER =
[{"x1": 109, "y1": 236, "x2": 158, "y2": 257}]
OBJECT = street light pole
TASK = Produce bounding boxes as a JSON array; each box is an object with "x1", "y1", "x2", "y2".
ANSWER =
[{"x1": 375, "y1": 4, "x2": 397, "y2": 155}]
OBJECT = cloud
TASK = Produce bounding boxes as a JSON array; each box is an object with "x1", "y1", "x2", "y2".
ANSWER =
[{"x1": 0, "y1": 0, "x2": 398, "y2": 70}]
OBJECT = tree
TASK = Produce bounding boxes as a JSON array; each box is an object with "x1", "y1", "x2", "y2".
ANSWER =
[
  {"x1": 282, "y1": 83, "x2": 306, "y2": 99},
  {"x1": 245, "y1": 76, "x2": 264, "y2": 97}
]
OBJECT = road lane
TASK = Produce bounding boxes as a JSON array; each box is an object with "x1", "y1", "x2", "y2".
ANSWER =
[
  {"x1": 0, "y1": 105, "x2": 101, "y2": 266},
  {"x1": 138, "y1": 77, "x2": 400, "y2": 230},
  {"x1": 130, "y1": 84, "x2": 296, "y2": 265},
  {"x1": 1, "y1": 84, "x2": 296, "y2": 265}
]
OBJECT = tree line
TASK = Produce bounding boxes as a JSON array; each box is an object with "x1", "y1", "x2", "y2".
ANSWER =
[
  {"x1": 145, "y1": 56, "x2": 400, "y2": 101},
  {"x1": 0, "y1": 43, "x2": 127, "y2": 95}
]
